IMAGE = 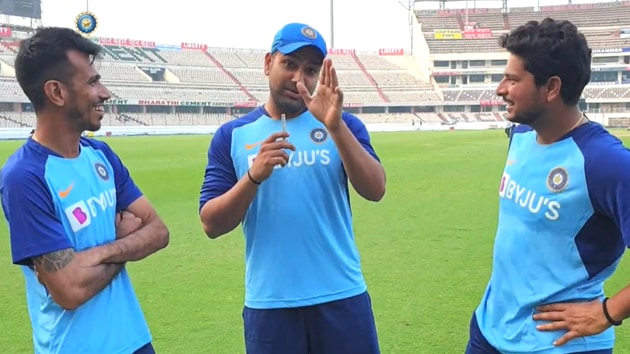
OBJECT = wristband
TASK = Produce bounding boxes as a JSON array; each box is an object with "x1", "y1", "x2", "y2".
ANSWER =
[
  {"x1": 603, "y1": 297, "x2": 623, "y2": 326},
  {"x1": 247, "y1": 170, "x2": 261, "y2": 185}
]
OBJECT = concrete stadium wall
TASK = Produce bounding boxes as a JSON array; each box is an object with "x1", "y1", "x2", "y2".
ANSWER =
[{"x1": 0, "y1": 122, "x2": 512, "y2": 141}]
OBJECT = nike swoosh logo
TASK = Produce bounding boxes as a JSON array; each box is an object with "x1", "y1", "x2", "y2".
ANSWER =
[
  {"x1": 245, "y1": 142, "x2": 261, "y2": 150},
  {"x1": 58, "y1": 182, "x2": 74, "y2": 199}
]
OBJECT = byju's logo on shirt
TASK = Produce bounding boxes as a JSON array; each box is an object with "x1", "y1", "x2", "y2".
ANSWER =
[
  {"x1": 248, "y1": 149, "x2": 331, "y2": 169},
  {"x1": 64, "y1": 201, "x2": 92, "y2": 232},
  {"x1": 499, "y1": 172, "x2": 561, "y2": 221},
  {"x1": 63, "y1": 188, "x2": 116, "y2": 232}
]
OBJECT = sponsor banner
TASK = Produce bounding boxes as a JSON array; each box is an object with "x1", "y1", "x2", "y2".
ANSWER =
[
  {"x1": 181, "y1": 42, "x2": 208, "y2": 50},
  {"x1": 233, "y1": 101, "x2": 257, "y2": 108},
  {"x1": 0, "y1": 27, "x2": 11, "y2": 37},
  {"x1": 434, "y1": 29, "x2": 462, "y2": 40},
  {"x1": 480, "y1": 100, "x2": 504, "y2": 107},
  {"x1": 328, "y1": 48, "x2": 355, "y2": 55},
  {"x1": 137, "y1": 99, "x2": 230, "y2": 106},
  {"x1": 104, "y1": 99, "x2": 255, "y2": 106},
  {"x1": 437, "y1": 8, "x2": 488, "y2": 16},
  {"x1": 593, "y1": 48, "x2": 630, "y2": 54},
  {"x1": 378, "y1": 48, "x2": 404, "y2": 56},
  {"x1": 98, "y1": 37, "x2": 156, "y2": 48},
  {"x1": 541, "y1": 3, "x2": 608, "y2": 11},
  {"x1": 463, "y1": 28, "x2": 492, "y2": 39}
]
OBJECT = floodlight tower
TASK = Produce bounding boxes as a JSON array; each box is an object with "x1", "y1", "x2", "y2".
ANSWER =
[
  {"x1": 401, "y1": 0, "x2": 416, "y2": 53},
  {"x1": 34, "y1": 0, "x2": 42, "y2": 28},
  {"x1": 330, "y1": 0, "x2": 335, "y2": 48}
]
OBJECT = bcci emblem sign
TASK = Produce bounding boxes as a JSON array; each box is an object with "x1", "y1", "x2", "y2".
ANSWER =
[
  {"x1": 546, "y1": 167, "x2": 568, "y2": 193},
  {"x1": 75, "y1": 11, "x2": 98, "y2": 36},
  {"x1": 94, "y1": 162, "x2": 110, "y2": 181},
  {"x1": 301, "y1": 26, "x2": 317, "y2": 39},
  {"x1": 310, "y1": 128, "x2": 328, "y2": 144}
]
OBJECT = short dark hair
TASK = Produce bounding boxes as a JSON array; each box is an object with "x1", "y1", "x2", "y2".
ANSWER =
[
  {"x1": 14, "y1": 27, "x2": 102, "y2": 111},
  {"x1": 499, "y1": 18, "x2": 592, "y2": 106}
]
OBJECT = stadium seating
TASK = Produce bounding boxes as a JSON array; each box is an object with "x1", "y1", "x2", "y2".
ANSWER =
[
  {"x1": 417, "y1": 3, "x2": 630, "y2": 53},
  {"x1": 1, "y1": 1, "x2": 630, "y2": 128},
  {"x1": 0, "y1": 40, "x2": 439, "y2": 112}
]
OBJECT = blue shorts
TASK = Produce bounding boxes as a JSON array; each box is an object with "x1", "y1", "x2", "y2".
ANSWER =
[
  {"x1": 466, "y1": 312, "x2": 612, "y2": 354},
  {"x1": 243, "y1": 291, "x2": 380, "y2": 354},
  {"x1": 134, "y1": 342, "x2": 155, "y2": 354}
]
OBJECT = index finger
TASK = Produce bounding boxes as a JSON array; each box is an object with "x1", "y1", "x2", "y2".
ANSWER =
[
  {"x1": 330, "y1": 64, "x2": 338, "y2": 88},
  {"x1": 264, "y1": 131, "x2": 290, "y2": 143},
  {"x1": 263, "y1": 140, "x2": 296, "y2": 151},
  {"x1": 532, "y1": 311, "x2": 564, "y2": 322},
  {"x1": 537, "y1": 303, "x2": 567, "y2": 312},
  {"x1": 319, "y1": 59, "x2": 327, "y2": 86}
]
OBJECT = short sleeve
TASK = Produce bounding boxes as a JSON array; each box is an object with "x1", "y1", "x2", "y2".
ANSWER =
[
  {"x1": 199, "y1": 126, "x2": 237, "y2": 212},
  {"x1": 587, "y1": 145, "x2": 630, "y2": 246},
  {"x1": 97, "y1": 141, "x2": 143, "y2": 211},
  {"x1": 342, "y1": 112, "x2": 381, "y2": 162},
  {"x1": 1, "y1": 167, "x2": 73, "y2": 265}
]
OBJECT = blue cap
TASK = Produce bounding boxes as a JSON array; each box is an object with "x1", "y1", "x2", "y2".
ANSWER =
[{"x1": 270, "y1": 23, "x2": 328, "y2": 58}]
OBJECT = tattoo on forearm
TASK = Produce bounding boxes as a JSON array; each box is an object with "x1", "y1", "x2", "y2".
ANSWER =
[{"x1": 32, "y1": 249, "x2": 75, "y2": 273}]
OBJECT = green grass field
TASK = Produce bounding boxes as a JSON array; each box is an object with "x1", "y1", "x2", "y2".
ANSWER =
[{"x1": 1, "y1": 130, "x2": 629, "y2": 353}]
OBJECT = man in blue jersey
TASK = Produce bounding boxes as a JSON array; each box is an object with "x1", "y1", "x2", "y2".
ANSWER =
[
  {"x1": 0, "y1": 27, "x2": 169, "y2": 353},
  {"x1": 466, "y1": 18, "x2": 630, "y2": 354},
  {"x1": 198, "y1": 23, "x2": 386, "y2": 354}
]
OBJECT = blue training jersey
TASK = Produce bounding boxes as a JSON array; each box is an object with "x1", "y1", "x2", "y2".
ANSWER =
[
  {"x1": 199, "y1": 107, "x2": 380, "y2": 309},
  {"x1": 0, "y1": 137, "x2": 151, "y2": 354},
  {"x1": 476, "y1": 122, "x2": 630, "y2": 353}
]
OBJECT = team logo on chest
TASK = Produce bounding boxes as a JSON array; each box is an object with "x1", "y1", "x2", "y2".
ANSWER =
[
  {"x1": 310, "y1": 128, "x2": 328, "y2": 144},
  {"x1": 94, "y1": 162, "x2": 109, "y2": 181},
  {"x1": 547, "y1": 167, "x2": 568, "y2": 193}
]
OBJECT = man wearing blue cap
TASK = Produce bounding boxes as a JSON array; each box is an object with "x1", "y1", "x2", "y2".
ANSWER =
[{"x1": 198, "y1": 22, "x2": 386, "y2": 353}]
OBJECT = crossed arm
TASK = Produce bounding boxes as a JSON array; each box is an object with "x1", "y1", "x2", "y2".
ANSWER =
[
  {"x1": 32, "y1": 196, "x2": 169, "y2": 310},
  {"x1": 32, "y1": 248, "x2": 125, "y2": 311}
]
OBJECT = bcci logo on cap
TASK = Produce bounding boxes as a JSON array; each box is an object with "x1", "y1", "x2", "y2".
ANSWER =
[
  {"x1": 301, "y1": 26, "x2": 317, "y2": 39},
  {"x1": 75, "y1": 11, "x2": 98, "y2": 36}
]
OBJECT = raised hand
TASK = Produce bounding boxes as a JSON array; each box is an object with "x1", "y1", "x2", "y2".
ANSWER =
[
  {"x1": 248, "y1": 131, "x2": 296, "y2": 183},
  {"x1": 297, "y1": 58, "x2": 344, "y2": 130}
]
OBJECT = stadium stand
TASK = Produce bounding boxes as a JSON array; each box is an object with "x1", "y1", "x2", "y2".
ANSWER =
[{"x1": 0, "y1": 0, "x2": 630, "y2": 128}]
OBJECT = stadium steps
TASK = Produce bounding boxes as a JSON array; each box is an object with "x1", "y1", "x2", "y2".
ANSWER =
[
  {"x1": 455, "y1": 13, "x2": 465, "y2": 31},
  {"x1": 412, "y1": 112, "x2": 425, "y2": 123},
  {"x1": 118, "y1": 113, "x2": 149, "y2": 126},
  {"x1": 0, "y1": 41, "x2": 18, "y2": 54},
  {"x1": 350, "y1": 53, "x2": 390, "y2": 102},
  {"x1": 436, "y1": 113, "x2": 449, "y2": 123},
  {"x1": 0, "y1": 114, "x2": 28, "y2": 127},
  {"x1": 502, "y1": 13, "x2": 510, "y2": 30},
  {"x1": 202, "y1": 52, "x2": 257, "y2": 102}
]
